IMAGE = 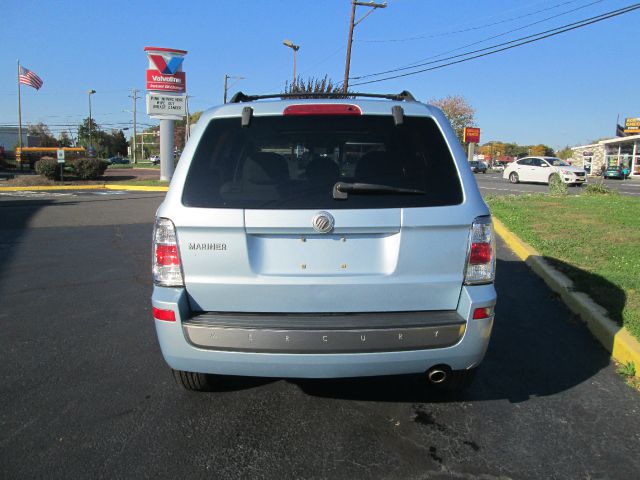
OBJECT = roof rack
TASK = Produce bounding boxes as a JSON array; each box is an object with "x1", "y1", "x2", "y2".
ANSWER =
[{"x1": 229, "y1": 91, "x2": 417, "y2": 103}]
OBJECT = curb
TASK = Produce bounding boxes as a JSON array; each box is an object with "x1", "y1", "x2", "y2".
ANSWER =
[
  {"x1": 0, "y1": 184, "x2": 168, "y2": 192},
  {"x1": 493, "y1": 217, "x2": 640, "y2": 377}
]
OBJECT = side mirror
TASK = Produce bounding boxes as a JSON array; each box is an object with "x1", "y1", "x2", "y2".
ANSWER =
[{"x1": 541, "y1": 163, "x2": 549, "y2": 167}]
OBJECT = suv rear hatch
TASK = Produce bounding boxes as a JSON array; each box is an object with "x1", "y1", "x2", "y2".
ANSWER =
[{"x1": 177, "y1": 109, "x2": 469, "y2": 313}]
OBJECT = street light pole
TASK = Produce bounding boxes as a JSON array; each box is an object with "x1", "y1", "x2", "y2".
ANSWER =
[
  {"x1": 87, "y1": 89, "x2": 96, "y2": 154},
  {"x1": 283, "y1": 40, "x2": 300, "y2": 88},
  {"x1": 343, "y1": 1, "x2": 387, "y2": 93}
]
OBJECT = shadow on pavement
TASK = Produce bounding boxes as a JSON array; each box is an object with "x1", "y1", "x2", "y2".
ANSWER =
[
  {"x1": 211, "y1": 256, "x2": 617, "y2": 403},
  {"x1": 0, "y1": 198, "x2": 54, "y2": 296}
]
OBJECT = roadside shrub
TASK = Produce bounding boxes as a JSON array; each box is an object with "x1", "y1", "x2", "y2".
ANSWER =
[
  {"x1": 73, "y1": 157, "x2": 109, "y2": 180},
  {"x1": 583, "y1": 181, "x2": 611, "y2": 196},
  {"x1": 548, "y1": 173, "x2": 567, "y2": 195},
  {"x1": 35, "y1": 157, "x2": 60, "y2": 180}
]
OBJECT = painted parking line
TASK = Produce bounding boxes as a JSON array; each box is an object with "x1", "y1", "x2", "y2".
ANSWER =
[
  {"x1": 89, "y1": 191, "x2": 129, "y2": 195},
  {"x1": 0, "y1": 191, "x2": 75, "y2": 198}
]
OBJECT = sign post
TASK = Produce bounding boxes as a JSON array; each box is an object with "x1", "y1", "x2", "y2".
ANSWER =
[
  {"x1": 463, "y1": 127, "x2": 481, "y2": 161},
  {"x1": 144, "y1": 46, "x2": 188, "y2": 182},
  {"x1": 57, "y1": 148, "x2": 65, "y2": 182}
]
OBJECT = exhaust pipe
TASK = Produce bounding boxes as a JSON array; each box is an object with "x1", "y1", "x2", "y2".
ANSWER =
[{"x1": 427, "y1": 367, "x2": 448, "y2": 384}]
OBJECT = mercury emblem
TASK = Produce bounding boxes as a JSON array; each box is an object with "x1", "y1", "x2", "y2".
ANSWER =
[{"x1": 312, "y1": 211, "x2": 335, "y2": 234}]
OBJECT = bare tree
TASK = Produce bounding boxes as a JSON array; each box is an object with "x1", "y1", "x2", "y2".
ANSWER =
[
  {"x1": 283, "y1": 75, "x2": 349, "y2": 98},
  {"x1": 429, "y1": 95, "x2": 476, "y2": 144}
]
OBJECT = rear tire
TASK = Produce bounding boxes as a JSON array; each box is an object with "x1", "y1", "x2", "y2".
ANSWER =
[
  {"x1": 172, "y1": 369, "x2": 221, "y2": 392},
  {"x1": 509, "y1": 172, "x2": 519, "y2": 184}
]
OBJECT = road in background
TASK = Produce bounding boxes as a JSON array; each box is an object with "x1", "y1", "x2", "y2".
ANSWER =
[
  {"x1": 475, "y1": 172, "x2": 640, "y2": 196},
  {"x1": 1, "y1": 194, "x2": 639, "y2": 479}
]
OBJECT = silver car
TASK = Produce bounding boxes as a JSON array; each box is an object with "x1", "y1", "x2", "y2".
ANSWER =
[{"x1": 151, "y1": 92, "x2": 497, "y2": 392}]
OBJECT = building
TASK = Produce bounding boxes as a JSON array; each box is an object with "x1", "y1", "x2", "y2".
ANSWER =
[
  {"x1": 570, "y1": 134, "x2": 639, "y2": 176},
  {"x1": 0, "y1": 127, "x2": 40, "y2": 151}
]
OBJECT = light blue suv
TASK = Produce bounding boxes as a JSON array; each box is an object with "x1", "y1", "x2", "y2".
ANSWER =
[{"x1": 152, "y1": 91, "x2": 496, "y2": 392}]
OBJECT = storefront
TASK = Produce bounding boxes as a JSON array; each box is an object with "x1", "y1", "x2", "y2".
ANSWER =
[{"x1": 571, "y1": 134, "x2": 640, "y2": 176}]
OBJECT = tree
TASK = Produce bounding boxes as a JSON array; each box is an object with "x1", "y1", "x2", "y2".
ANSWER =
[
  {"x1": 556, "y1": 146, "x2": 573, "y2": 160},
  {"x1": 77, "y1": 117, "x2": 101, "y2": 151},
  {"x1": 58, "y1": 131, "x2": 73, "y2": 147},
  {"x1": 27, "y1": 122, "x2": 58, "y2": 147},
  {"x1": 108, "y1": 130, "x2": 129, "y2": 157},
  {"x1": 530, "y1": 144, "x2": 554, "y2": 156},
  {"x1": 429, "y1": 95, "x2": 475, "y2": 144}
]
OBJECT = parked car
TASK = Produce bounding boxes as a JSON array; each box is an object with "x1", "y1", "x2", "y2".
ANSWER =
[
  {"x1": 469, "y1": 160, "x2": 487, "y2": 174},
  {"x1": 603, "y1": 165, "x2": 630, "y2": 179},
  {"x1": 152, "y1": 91, "x2": 497, "y2": 393},
  {"x1": 107, "y1": 156, "x2": 130, "y2": 165},
  {"x1": 492, "y1": 163, "x2": 505, "y2": 172},
  {"x1": 150, "y1": 155, "x2": 160, "y2": 165},
  {"x1": 503, "y1": 156, "x2": 587, "y2": 185}
]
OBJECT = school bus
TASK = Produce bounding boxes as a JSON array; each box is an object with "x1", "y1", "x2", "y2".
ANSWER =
[{"x1": 16, "y1": 147, "x2": 87, "y2": 169}]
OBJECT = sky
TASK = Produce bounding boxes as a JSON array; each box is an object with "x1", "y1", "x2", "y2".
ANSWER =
[{"x1": 2, "y1": 0, "x2": 639, "y2": 149}]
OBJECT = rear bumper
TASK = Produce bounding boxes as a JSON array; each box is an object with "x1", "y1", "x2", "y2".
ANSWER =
[{"x1": 151, "y1": 284, "x2": 496, "y2": 378}]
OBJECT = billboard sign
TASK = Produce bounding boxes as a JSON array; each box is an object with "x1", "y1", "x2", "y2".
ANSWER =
[
  {"x1": 463, "y1": 127, "x2": 481, "y2": 144},
  {"x1": 146, "y1": 93, "x2": 187, "y2": 119},
  {"x1": 624, "y1": 117, "x2": 640, "y2": 134},
  {"x1": 145, "y1": 46, "x2": 187, "y2": 93}
]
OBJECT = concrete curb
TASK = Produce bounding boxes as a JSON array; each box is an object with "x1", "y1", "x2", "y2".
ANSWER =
[
  {"x1": 0, "y1": 184, "x2": 168, "y2": 192},
  {"x1": 493, "y1": 217, "x2": 640, "y2": 377}
]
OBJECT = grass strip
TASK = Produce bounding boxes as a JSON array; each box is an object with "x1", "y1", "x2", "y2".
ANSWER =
[{"x1": 487, "y1": 194, "x2": 640, "y2": 341}]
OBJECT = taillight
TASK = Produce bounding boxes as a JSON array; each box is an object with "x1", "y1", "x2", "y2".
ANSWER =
[
  {"x1": 464, "y1": 216, "x2": 496, "y2": 285},
  {"x1": 153, "y1": 217, "x2": 184, "y2": 287}
]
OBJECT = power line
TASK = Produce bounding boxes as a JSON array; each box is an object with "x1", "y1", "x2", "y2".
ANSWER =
[
  {"x1": 353, "y1": 0, "x2": 611, "y2": 80},
  {"x1": 350, "y1": 3, "x2": 640, "y2": 86},
  {"x1": 358, "y1": 0, "x2": 584, "y2": 43},
  {"x1": 398, "y1": 0, "x2": 605, "y2": 70}
]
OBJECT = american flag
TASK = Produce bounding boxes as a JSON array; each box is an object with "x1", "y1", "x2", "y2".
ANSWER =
[{"x1": 19, "y1": 66, "x2": 43, "y2": 90}]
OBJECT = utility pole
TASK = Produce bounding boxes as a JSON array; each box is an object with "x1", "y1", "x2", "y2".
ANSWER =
[
  {"x1": 224, "y1": 74, "x2": 245, "y2": 103},
  {"x1": 185, "y1": 95, "x2": 190, "y2": 142},
  {"x1": 343, "y1": 1, "x2": 387, "y2": 93},
  {"x1": 129, "y1": 88, "x2": 140, "y2": 163}
]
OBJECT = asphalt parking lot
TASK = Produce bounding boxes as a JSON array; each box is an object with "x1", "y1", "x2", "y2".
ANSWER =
[
  {"x1": 1, "y1": 192, "x2": 639, "y2": 479},
  {"x1": 475, "y1": 172, "x2": 640, "y2": 196}
]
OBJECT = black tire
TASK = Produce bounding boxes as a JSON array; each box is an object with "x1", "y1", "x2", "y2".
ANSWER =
[
  {"x1": 433, "y1": 368, "x2": 477, "y2": 392},
  {"x1": 172, "y1": 369, "x2": 221, "y2": 392},
  {"x1": 576, "y1": 183, "x2": 583, "y2": 187},
  {"x1": 509, "y1": 172, "x2": 519, "y2": 184}
]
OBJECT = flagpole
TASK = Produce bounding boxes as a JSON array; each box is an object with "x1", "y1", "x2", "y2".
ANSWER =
[{"x1": 17, "y1": 59, "x2": 23, "y2": 167}]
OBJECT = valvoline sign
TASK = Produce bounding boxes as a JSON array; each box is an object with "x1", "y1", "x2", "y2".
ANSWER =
[{"x1": 144, "y1": 47, "x2": 187, "y2": 93}]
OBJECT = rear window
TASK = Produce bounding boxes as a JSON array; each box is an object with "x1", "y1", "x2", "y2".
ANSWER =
[{"x1": 182, "y1": 114, "x2": 462, "y2": 209}]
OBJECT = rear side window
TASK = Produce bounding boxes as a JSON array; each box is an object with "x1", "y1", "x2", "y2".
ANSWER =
[{"x1": 182, "y1": 114, "x2": 462, "y2": 209}]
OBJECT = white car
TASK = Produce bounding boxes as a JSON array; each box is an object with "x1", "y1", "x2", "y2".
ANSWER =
[{"x1": 503, "y1": 157, "x2": 587, "y2": 186}]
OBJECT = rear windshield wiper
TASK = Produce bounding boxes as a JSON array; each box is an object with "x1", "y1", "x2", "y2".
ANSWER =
[{"x1": 332, "y1": 182, "x2": 426, "y2": 200}]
